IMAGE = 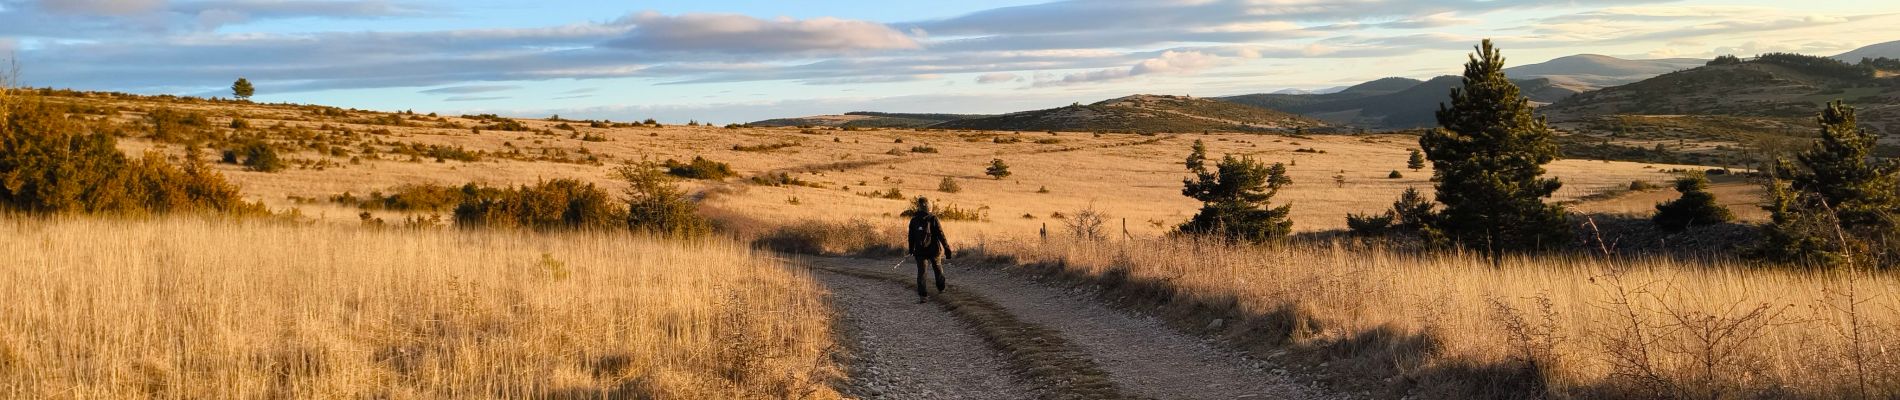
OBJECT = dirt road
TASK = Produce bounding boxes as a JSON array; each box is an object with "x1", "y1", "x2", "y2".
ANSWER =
[{"x1": 809, "y1": 257, "x2": 1341, "y2": 400}]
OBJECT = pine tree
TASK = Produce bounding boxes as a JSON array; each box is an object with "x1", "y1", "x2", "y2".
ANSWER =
[
  {"x1": 1652, "y1": 173, "x2": 1734, "y2": 232},
  {"x1": 231, "y1": 78, "x2": 254, "y2": 100},
  {"x1": 1407, "y1": 149, "x2": 1426, "y2": 171},
  {"x1": 985, "y1": 158, "x2": 1011, "y2": 180},
  {"x1": 1759, "y1": 101, "x2": 1900, "y2": 265},
  {"x1": 1179, "y1": 146, "x2": 1293, "y2": 242},
  {"x1": 1418, "y1": 39, "x2": 1569, "y2": 259},
  {"x1": 1186, "y1": 139, "x2": 1208, "y2": 173}
]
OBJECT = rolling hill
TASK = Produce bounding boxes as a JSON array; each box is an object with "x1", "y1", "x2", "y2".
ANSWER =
[
  {"x1": 749, "y1": 111, "x2": 992, "y2": 128},
  {"x1": 1834, "y1": 39, "x2": 1900, "y2": 62},
  {"x1": 1214, "y1": 54, "x2": 1705, "y2": 130},
  {"x1": 930, "y1": 94, "x2": 1329, "y2": 133},
  {"x1": 1542, "y1": 53, "x2": 1900, "y2": 166},
  {"x1": 1501, "y1": 54, "x2": 1705, "y2": 88}
]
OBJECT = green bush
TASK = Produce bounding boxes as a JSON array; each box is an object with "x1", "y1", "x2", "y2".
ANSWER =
[
  {"x1": 663, "y1": 156, "x2": 736, "y2": 180},
  {"x1": 0, "y1": 97, "x2": 260, "y2": 215},
  {"x1": 452, "y1": 179, "x2": 624, "y2": 231},
  {"x1": 616, "y1": 162, "x2": 710, "y2": 237},
  {"x1": 224, "y1": 139, "x2": 284, "y2": 172}
]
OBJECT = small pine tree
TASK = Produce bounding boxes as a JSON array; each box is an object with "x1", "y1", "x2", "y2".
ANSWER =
[
  {"x1": 1391, "y1": 187, "x2": 1437, "y2": 232},
  {"x1": 1186, "y1": 139, "x2": 1208, "y2": 173},
  {"x1": 1407, "y1": 149, "x2": 1426, "y2": 171},
  {"x1": 1418, "y1": 39, "x2": 1569, "y2": 259},
  {"x1": 1389, "y1": 170, "x2": 1403, "y2": 179},
  {"x1": 231, "y1": 78, "x2": 255, "y2": 100},
  {"x1": 1179, "y1": 143, "x2": 1294, "y2": 242},
  {"x1": 1652, "y1": 173, "x2": 1734, "y2": 232},
  {"x1": 986, "y1": 158, "x2": 1011, "y2": 179}
]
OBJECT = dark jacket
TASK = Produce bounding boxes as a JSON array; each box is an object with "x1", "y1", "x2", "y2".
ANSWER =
[{"x1": 908, "y1": 213, "x2": 950, "y2": 258}]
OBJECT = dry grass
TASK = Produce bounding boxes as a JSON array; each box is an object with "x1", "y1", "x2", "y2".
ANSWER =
[
  {"x1": 981, "y1": 237, "x2": 1900, "y2": 398},
  {"x1": 42, "y1": 93, "x2": 1698, "y2": 236},
  {"x1": 0, "y1": 215, "x2": 840, "y2": 399}
]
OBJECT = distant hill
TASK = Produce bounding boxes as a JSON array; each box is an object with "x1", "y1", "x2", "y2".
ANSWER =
[
  {"x1": 749, "y1": 111, "x2": 992, "y2": 128},
  {"x1": 1543, "y1": 52, "x2": 1900, "y2": 166},
  {"x1": 1834, "y1": 40, "x2": 1900, "y2": 62},
  {"x1": 1502, "y1": 54, "x2": 1705, "y2": 88},
  {"x1": 1219, "y1": 75, "x2": 1577, "y2": 129},
  {"x1": 1219, "y1": 77, "x2": 1422, "y2": 113},
  {"x1": 1211, "y1": 54, "x2": 1699, "y2": 130},
  {"x1": 930, "y1": 94, "x2": 1327, "y2": 133},
  {"x1": 1544, "y1": 53, "x2": 1895, "y2": 122}
]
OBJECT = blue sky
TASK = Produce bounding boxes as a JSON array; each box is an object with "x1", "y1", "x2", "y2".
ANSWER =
[{"x1": 4, "y1": 0, "x2": 1899, "y2": 122}]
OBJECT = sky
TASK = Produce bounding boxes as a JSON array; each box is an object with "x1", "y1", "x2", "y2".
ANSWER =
[{"x1": 4, "y1": 0, "x2": 1899, "y2": 123}]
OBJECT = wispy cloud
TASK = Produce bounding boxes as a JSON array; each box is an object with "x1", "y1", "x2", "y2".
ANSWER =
[
  {"x1": 419, "y1": 85, "x2": 519, "y2": 95},
  {"x1": 603, "y1": 11, "x2": 919, "y2": 54}
]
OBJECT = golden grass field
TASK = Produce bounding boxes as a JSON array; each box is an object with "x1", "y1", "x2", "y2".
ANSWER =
[
  {"x1": 17, "y1": 91, "x2": 1893, "y2": 398},
  {"x1": 987, "y1": 238, "x2": 1900, "y2": 398},
  {"x1": 0, "y1": 216, "x2": 839, "y2": 399},
  {"x1": 57, "y1": 94, "x2": 1710, "y2": 239}
]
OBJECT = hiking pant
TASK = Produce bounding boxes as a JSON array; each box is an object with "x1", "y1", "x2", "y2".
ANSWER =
[{"x1": 916, "y1": 255, "x2": 945, "y2": 299}]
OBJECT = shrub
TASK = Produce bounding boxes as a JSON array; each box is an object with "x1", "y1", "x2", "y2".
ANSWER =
[
  {"x1": 909, "y1": 145, "x2": 938, "y2": 154},
  {"x1": 1389, "y1": 170, "x2": 1403, "y2": 179},
  {"x1": 663, "y1": 156, "x2": 736, "y2": 180},
  {"x1": 452, "y1": 179, "x2": 624, "y2": 231},
  {"x1": 332, "y1": 183, "x2": 476, "y2": 212},
  {"x1": 1346, "y1": 212, "x2": 1394, "y2": 236},
  {"x1": 732, "y1": 142, "x2": 799, "y2": 152},
  {"x1": 616, "y1": 162, "x2": 710, "y2": 238},
  {"x1": 1629, "y1": 180, "x2": 1661, "y2": 191},
  {"x1": 901, "y1": 203, "x2": 985, "y2": 221},
  {"x1": 0, "y1": 97, "x2": 259, "y2": 215},
  {"x1": 938, "y1": 177, "x2": 961, "y2": 193},
  {"x1": 1063, "y1": 205, "x2": 1110, "y2": 241},
  {"x1": 985, "y1": 158, "x2": 1011, "y2": 180},
  {"x1": 1652, "y1": 173, "x2": 1735, "y2": 232},
  {"x1": 753, "y1": 219, "x2": 902, "y2": 256},
  {"x1": 224, "y1": 139, "x2": 284, "y2": 172}
]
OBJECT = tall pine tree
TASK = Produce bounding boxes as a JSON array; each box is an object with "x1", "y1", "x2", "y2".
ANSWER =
[
  {"x1": 1419, "y1": 39, "x2": 1569, "y2": 260},
  {"x1": 1759, "y1": 101, "x2": 1900, "y2": 266}
]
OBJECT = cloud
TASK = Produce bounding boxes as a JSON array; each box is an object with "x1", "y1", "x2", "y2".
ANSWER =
[
  {"x1": 975, "y1": 72, "x2": 1020, "y2": 84},
  {"x1": 800, "y1": 74, "x2": 939, "y2": 85},
  {"x1": 419, "y1": 85, "x2": 519, "y2": 95},
  {"x1": 1035, "y1": 50, "x2": 1228, "y2": 87},
  {"x1": 604, "y1": 12, "x2": 919, "y2": 54},
  {"x1": 444, "y1": 95, "x2": 508, "y2": 102},
  {"x1": 37, "y1": 0, "x2": 162, "y2": 15}
]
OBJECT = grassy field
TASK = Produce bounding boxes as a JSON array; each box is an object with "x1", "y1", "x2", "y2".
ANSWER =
[
  {"x1": 983, "y1": 237, "x2": 1900, "y2": 398},
  {"x1": 47, "y1": 93, "x2": 1705, "y2": 239},
  {"x1": 0, "y1": 216, "x2": 840, "y2": 399}
]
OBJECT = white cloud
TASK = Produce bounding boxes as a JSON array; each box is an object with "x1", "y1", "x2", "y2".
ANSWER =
[
  {"x1": 975, "y1": 72, "x2": 1020, "y2": 84},
  {"x1": 1036, "y1": 50, "x2": 1227, "y2": 87},
  {"x1": 607, "y1": 12, "x2": 920, "y2": 54},
  {"x1": 37, "y1": 0, "x2": 163, "y2": 15}
]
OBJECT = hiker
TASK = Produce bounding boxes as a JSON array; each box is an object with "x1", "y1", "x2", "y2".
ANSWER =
[{"x1": 908, "y1": 196, "x2": 952, "y2": 302}]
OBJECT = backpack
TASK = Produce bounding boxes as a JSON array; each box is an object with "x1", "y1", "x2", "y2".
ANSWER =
[{"x1": 908, "y1": 214, "x2": 939, "y2": 255}]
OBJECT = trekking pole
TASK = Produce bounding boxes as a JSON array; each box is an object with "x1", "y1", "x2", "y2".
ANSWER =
[{"x1": 890, "y1": 256, "x2": 907, "y2": 270}]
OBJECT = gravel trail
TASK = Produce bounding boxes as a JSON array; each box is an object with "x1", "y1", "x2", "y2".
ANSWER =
[
  {"x1": 817, "y1": 257, "x2": 1342, "y2": 400},
  {"x1": 815, "y1": 270, "x2": 1039, "y2": 400}
]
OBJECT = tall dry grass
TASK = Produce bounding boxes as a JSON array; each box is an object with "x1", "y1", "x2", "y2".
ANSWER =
[
  {"x1": 985, "y1": 237, "x2": 1900, "y2": 398},
  {"x1": 0, "y1": 216, "x2": 840, "y2": 399}
]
